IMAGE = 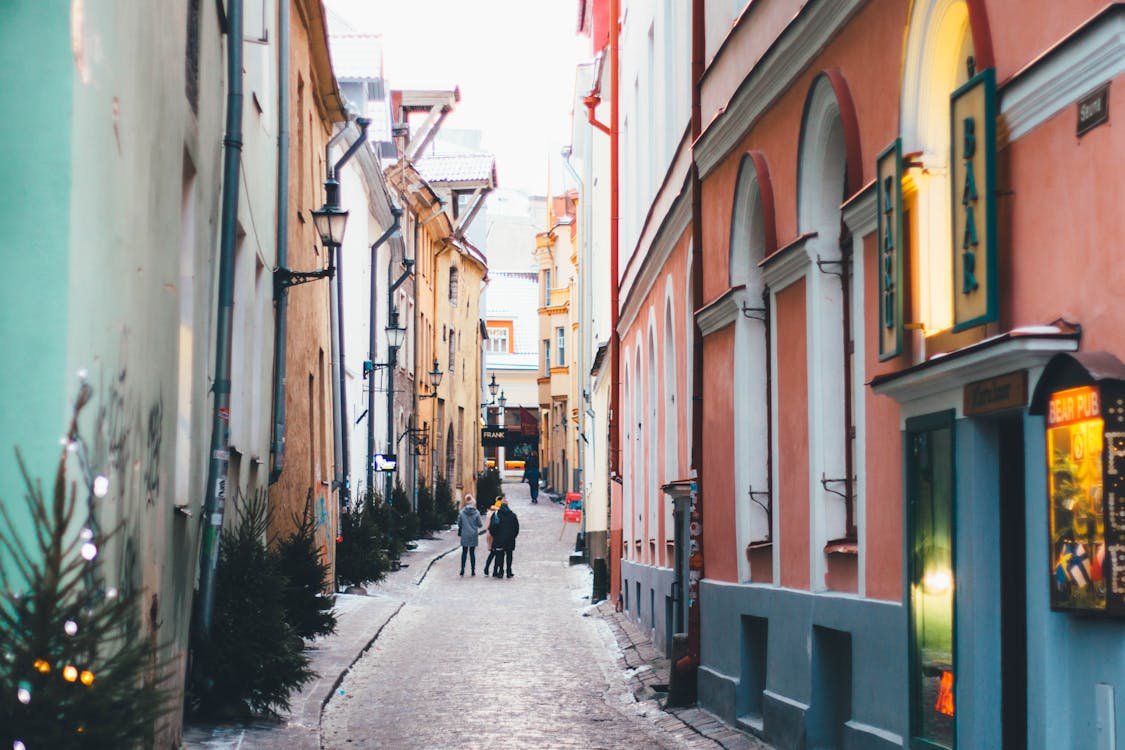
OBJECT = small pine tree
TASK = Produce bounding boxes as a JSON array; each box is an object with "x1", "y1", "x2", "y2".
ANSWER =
[
  {"x1": 272, "y1": 489, "x2": 336, "y2": 640},
  {"x1": 435, "y1": 473, "x2": 457, "y2": 525},
  {"x1": 0, "y1": 389, "x2": 170, "y2": 749},
  {"x1": 189, "y1": 490, "x2": 313, "y2": 718},
  {"x1": 335, "y1": 491, "x2": 389, "y2": 588},
  {"x1": 416, "y1": 477, "x2": 437, "y2": 534},
  {"x1": 390, "y1": 479, "x2": 420, "y2": 543}
]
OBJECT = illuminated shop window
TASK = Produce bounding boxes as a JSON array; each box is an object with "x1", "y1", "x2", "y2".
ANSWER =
[
  {"x1": 907, "y1": 413, "x2": 955, "y2": 749},
  {"x1": 1047, "y1": 386, "x2": 1107, "y2": 612}
]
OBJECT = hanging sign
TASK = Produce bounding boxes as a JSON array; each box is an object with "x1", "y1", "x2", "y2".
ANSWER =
[
  {"x1": 481, "y1": 427, "x2": 507, "y2": 447},
  {"x1": 950, "y1": 68, "x2": 998, "y2": 332},
  {"x1": 877, "y1": 138, "x2": 903, "y2": 360}
]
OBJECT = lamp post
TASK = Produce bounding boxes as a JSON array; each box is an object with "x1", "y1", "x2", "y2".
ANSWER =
[
  {"x1": 383, "y1": 308, "x2": 408, "y2": 505},
  {"x1": 418, "y1": 358, "x2": 444, "y2": 490}
]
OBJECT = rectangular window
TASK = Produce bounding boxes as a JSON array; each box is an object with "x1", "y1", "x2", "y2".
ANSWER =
[
  {"x1": 544, "y1": 340, "x2": 550, "y2": 372},
  {"x1": 907, "y1": 412, "x2": 955, "y2": 749},
  {"x1": 556, "y1": 327, "x2": 566, "y2": 366},
  {"x1": 486, "y1": 327, "x2": 510, "y2": 353},
  {"x1": 544, "y1": 269, "x2": 552, "y2": 306}
]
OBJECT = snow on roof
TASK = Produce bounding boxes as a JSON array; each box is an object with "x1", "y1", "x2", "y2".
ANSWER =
[{"x1": 417, "y1": 153, "x2": 497, "y2": 186}]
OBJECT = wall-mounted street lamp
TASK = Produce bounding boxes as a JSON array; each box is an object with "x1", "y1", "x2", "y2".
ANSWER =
[
  {"x1": 418, "y1": 358, "x2": 444, "y2": 399},
  {"x1": 488, "y1": 373, "x2": 500, "y2": 399},
  {"x1": 274, "y1": 202, "x2": 351, "y2": 290},
  {"x1": 311, "y1": 203, "x2": 349, "y2": 248},
  {"x1": 385, "y1": 308, "x2": 407, "y2": 350}
]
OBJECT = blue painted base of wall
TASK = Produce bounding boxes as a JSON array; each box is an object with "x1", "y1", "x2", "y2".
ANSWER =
[
  {"x1": 698, "y1": 581, "x2": 906, "y2": 750},
  {"x1": 620, "y1": 559, "x2": 675, "y2": 655}
]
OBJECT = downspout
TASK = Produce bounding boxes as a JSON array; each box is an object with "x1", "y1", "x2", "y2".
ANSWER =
[
  {"x1": 196, "y1": 0, "x2": 243, "y2": 639},
  {"x1": 386, "y1": 246, "x2": 413, "y2": 505},
  {"x1": 329, "y1": 118, "x2": 370, "y2": 507},
  {"x1": 584, "y1": 0, "x2": 620, "y2": 608},
  {"x1": 269, "y1": 0, "x2": 290, "y2": 486},
  {"x1": 608, "y1": 0, "x2": 620, "y2": 488},
  {"x1": 367, "y1": 207, "x2": 402, "y2": 498},
  {"x1": 687, "y1": 0, "x2": 706, "y2": 689}
]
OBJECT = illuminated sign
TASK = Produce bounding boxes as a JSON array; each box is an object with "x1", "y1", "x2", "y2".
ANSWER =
[
  {"x1": 950, "y1": 68, "x2": 998, "y2": 331},
  {"x1": 1045, "y1": 384, "x2": 1125, "y2": 615},
  {"x1": 373, "y1": 453, "x2": 397, "y2": 472},
  {"x1": 876, "y1": 138, "x2": 903, "y2": 360}
]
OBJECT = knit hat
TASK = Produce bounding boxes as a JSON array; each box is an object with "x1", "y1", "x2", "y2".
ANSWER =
[{"x1": 491, "y1": 501, "x2": 501, "y2": 511}]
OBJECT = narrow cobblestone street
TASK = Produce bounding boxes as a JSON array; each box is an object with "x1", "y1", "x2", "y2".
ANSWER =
[
  {"x1": 321, "y1": 480, "x2": 682, "y2": 749},
  {"x1": 184, "y1": 481, "x2": 770, "y2": 750}
]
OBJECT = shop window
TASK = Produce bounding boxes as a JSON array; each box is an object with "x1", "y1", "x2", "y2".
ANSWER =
[{"x1": 907, "y1": 412, "x2": 955, "y2": 749}]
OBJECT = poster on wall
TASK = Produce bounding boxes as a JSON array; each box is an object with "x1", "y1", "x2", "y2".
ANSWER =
[{"x1": 1046, "y1": 383, "x2": 1125, "y2": 615}]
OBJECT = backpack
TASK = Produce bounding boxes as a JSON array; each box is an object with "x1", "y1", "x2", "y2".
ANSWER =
[{"x1": 489, "y1": 511, "x2": 500, "y2": 532}]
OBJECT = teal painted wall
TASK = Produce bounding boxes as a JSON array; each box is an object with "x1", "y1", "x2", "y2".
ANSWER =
[{"x1": 0, "y1": 2, "x2": 74, "y2": 545}]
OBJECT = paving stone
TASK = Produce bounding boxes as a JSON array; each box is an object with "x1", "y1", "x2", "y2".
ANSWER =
[{"x1": 183, "y1": 480, "x2": 775, "y2": 749}]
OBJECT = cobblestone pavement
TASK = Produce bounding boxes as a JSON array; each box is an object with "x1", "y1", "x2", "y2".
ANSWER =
[
  {"x1": 321, "y1": 481, "x2": 769, "y2": 750},
  {"x1": 184, "y1": 480, "x2": 771, "y2": 749}
]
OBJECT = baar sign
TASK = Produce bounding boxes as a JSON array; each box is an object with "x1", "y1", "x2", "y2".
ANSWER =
[
  {"x1": 950, "y1": 67, "x2": 998, "y2": 332},
  {"x1": 1031, "y1": 352, "x2": 1125, "y2": 617}
]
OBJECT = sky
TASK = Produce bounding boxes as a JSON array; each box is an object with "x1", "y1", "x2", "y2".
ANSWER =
[{"x1": 327, "y1": 0, "x2": 589, "y2": 197}]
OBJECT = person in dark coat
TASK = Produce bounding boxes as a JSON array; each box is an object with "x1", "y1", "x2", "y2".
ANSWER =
[
  {"x1": 522, "y1": 462, "x2": 541, "y2": 503},
  {"x1": 456, "y1": 494, "x2": 483, "y2": 576},
  {"x1": 482, "y1": 500, "x2": 502, "y2": 576},
  {"x1": 490, "y1": 497, "x2": 520, "y2": 578}
]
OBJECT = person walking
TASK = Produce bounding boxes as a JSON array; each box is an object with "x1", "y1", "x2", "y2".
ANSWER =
[
  {"x1": 482, "y1": 500, "x2": 502, "y2": 576},
  {"x1": 456, "y1": 494, "x2": 483, "y2": 576},
  {"x1": 522, "y1": 461, "x2": 541, "y2": 503},
  {"x1": 490, "y1": 497, "x2": 520, "y2": 578}
]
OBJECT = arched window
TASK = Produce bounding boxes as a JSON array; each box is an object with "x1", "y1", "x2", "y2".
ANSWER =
[
  {"x1": 662, "y1": 286, "x2": 678, "y2": 551},
  {"x1": 633, "y1": 344, "x2": 644, "y2": 561},
  {"x1": 622, "y1": 353, "x2": 633, "y2": 559},
  {"x1": 647, "y1": 321, "x2": 658, "y2": 561},
  {"x1": 901, "y1": 0, "x2": 975, "y2": 337},
  {"x1": 797, "y1": 73, "x2": 856, "y2": 588},
  {"x1": 730, "y1": 153, "x2": 774, "y2": 582}
]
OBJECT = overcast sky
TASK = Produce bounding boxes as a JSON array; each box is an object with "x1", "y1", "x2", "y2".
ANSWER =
[{"x1": 327, "y1": 0, "x2": 587, "y2": 196}]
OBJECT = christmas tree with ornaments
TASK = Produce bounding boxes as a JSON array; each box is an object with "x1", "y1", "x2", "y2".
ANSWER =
[{"x1": 0, "y1": 382, "x2": 168, "y2": 749}]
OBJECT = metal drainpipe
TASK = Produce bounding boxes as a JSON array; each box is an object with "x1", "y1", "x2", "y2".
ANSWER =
[
  {"x1": 561, "y1": 147, "x2": 585, "y2": 536},
  {"x1": 196, "y1": 0, "x2": 243, "y2": 639},
  {"x1": 328, "y1": 119, "x2": 370, "y2": 510},
  {"x1": 367, "y1": 208, "x2": 402, "y2": 497},
  {"x1": 269, "y1": 0, "x2": 290, "y2": 486}
]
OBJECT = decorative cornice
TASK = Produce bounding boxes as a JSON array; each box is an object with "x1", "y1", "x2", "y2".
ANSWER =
[
  {"x1": 842, "y1": 180, "x2": 877, "y2": 238},
  {"x1": 1001, "y1": 6, "x2": 1125, "y2": 141},
  {"x1": 696, "y1": 285, "x2": 744, "y2": 337},
  {"x1": 695, "y1": 0, "x2": 865, "y2": 179},
  {"x1": 760, "y1": 233, "x2": 816, "y2": 292}
]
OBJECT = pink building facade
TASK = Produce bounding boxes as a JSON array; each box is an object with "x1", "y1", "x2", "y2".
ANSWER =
[{"x1": 594, "y1": 1, "x2": 1125, "y2": 747}]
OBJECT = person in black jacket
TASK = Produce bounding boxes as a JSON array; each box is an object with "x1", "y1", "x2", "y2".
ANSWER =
[{"x1": 490, "y1": 497, "x2": 520, "y2": 578}]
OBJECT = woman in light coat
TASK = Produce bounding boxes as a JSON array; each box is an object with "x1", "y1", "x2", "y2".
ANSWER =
[{"x1": 456, "y1": 494, "x2": 483, "y2": 576}]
